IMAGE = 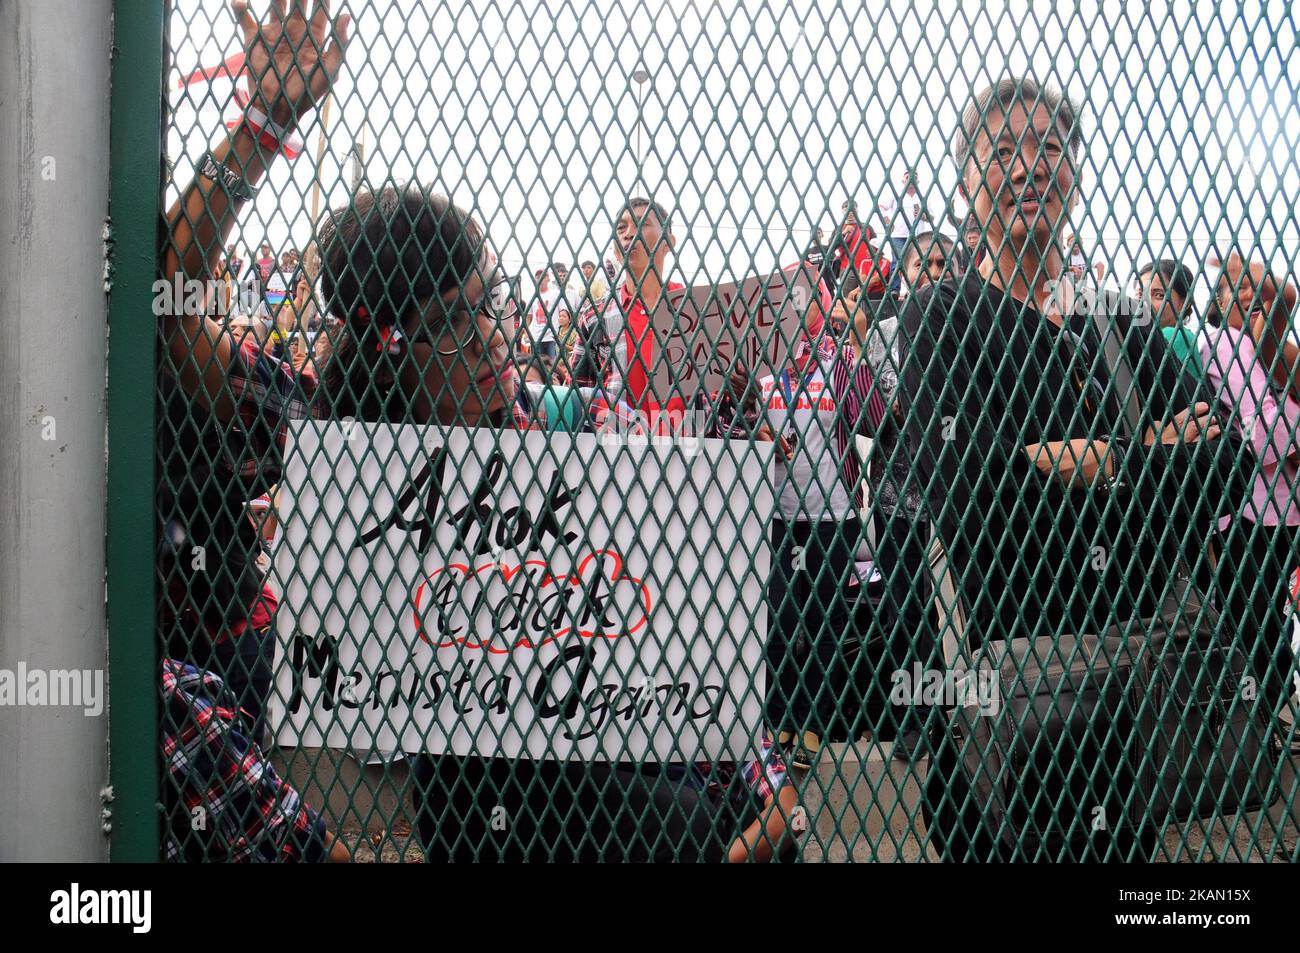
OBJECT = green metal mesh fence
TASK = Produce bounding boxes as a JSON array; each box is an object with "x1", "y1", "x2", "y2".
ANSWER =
[{"x1": 145, "y1": 0, "x2": 1300, "y2": 861}]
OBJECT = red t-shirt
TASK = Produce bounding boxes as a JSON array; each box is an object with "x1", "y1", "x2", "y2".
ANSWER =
[
  {"x1": 620, "y1": 282, "x2": 685, "y2": 410},
  {"x1": 839, "y1": 226, "x2": 890, "y2": 294}
]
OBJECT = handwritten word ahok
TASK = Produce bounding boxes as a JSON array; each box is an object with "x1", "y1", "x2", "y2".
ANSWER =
[{"x1": 352, "y1": 447, "x2": 581, "y2": 559}]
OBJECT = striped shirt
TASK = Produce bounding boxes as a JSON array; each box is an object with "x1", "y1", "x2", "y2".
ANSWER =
[{"x1": 698, "y1": 337, "x2": 887, "y2": 512}]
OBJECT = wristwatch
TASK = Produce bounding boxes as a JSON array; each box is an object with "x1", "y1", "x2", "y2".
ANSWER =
[
  {"x1": 1100, "y1": 437, "x2": 1128, "y2": 492},
  {"x1": 198, "y1": 150, "x2": 257, "y2": 203}
]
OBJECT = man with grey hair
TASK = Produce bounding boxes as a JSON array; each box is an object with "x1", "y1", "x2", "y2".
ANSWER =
[
  {"x1": 899, "y1": 76, "x2": 1248, "y2": 859},
  {"x1": 947, "y1": 75, "x2": 1084, "y2": 292}
]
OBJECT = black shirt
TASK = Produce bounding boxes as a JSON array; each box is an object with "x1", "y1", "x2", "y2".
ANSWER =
[{"x1": 900, "y1": 272, "x2": 1249, "y2": 644}]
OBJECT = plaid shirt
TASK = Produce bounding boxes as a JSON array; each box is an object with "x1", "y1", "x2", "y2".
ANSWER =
[
  {"x1": 162, "y1": 660, "x2": 327, "y2": 862},
  {"x1": 739, "y1": 737, "x2": 798, "y2": 804},
  {"x1": 697, "y1": 738, "x2": 801, "y2": 818}
]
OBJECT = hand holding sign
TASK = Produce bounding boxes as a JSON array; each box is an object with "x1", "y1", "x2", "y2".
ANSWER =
[
  {"x1": 756, "y1": 424, "x2": 795, "y2": 461},
  {"x1": 718, "y1": 357, "x2": 757, "y2": 414}
]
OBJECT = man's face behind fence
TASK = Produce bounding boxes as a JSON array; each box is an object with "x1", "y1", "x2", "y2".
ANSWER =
[
  {"x1": 614, "y1": 204, "x2": 673, "y2": 277},
  {"x1": 963, "y1": 101, "x2": 1077, "y2": 255}
]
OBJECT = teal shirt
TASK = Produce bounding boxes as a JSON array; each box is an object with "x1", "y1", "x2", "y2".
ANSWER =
[
  {"x1": 1161, "y1": 325, "x2": 1201, "y2": 376},
  {"x1": 539, "y1": 384, "x2": 584, "y2": 432}
]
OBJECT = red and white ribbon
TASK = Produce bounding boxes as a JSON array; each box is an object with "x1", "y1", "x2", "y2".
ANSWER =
[{"x1": 239, "y1": 104, "x2": 305, "y2": 159}]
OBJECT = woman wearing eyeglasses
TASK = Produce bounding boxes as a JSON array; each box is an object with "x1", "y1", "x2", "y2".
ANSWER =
[{"x1": 160, "y1": 0, "x2": 742, "y2": 862}]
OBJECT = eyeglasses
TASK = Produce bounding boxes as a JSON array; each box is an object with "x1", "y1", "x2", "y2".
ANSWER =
[{"x1": 410, "y1": 278, "x2": 511, "y2": 357}]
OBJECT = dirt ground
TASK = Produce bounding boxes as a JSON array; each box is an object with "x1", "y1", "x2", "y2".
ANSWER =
[{"x1": 326, "y1": 733, "x2": 1300, "y2": 863}]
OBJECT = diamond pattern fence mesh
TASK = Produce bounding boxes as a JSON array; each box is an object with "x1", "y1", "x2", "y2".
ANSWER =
[{"x1": 141, "y1": 0, "x2": 1300, "y2": 861}]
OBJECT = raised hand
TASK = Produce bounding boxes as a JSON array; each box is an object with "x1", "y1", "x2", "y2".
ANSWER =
[
  {"x1": 756, "y1": 425, "x2": 795, "y2": 461},
  {"x1": 1216, "y1": 253, "x2": 1297, "y2": 341},
  {"x1": 233, "y1": 0, "x2": 351, "y2": 128}
]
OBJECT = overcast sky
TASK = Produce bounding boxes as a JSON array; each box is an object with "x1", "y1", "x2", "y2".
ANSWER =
[{"x1": 166, "y1": 0, "x2": 1300, "y2": 308}]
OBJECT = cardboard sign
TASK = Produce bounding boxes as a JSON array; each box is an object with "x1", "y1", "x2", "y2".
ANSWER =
[{"x1": 650, "y1": 264, "x2": 821, "y2": 405}]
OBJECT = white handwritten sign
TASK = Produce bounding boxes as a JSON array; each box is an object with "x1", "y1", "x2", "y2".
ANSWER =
[{"x1": 271, "y1": 422, "x2": 774, "y2": 762}]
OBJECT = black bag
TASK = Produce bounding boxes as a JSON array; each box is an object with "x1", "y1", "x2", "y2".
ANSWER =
[
  {"x1": 1137, "y1": 629, "x2": 1278, "y2": 822},
  {"x1": 923, "y1": 574, "x2": 1275, "y2": 860},
  {"x1": 921, "y1": 311, "x2": 1279, "y2": 861},
  {"x1": 920, "y1": 629, "x2": 1158, "y2": 861}
]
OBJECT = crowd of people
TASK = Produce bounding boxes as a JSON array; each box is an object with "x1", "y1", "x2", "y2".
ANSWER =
[
  {"x1": 211, "y1": 238, "x2": 348, "y2": 388},
  {"x1": 156, "y1": 1, "x2": 1299, "y2": 862}
]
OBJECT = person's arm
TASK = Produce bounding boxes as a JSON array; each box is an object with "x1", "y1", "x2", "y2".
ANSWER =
[
  {"x1": 1116, "y1": 315, "x2": 1252, "y2": 540},
  {"x1": 1254, "y1": 284, "x2": 1300, "y2": 405},
  {"x1": 163, "y1": 659, "x2": 347, "y2": 863},
  {"x1": 161, "y1": 0, "x2": 349, "y2": 420},
  {"x1": 602, "y1": 299, "x2": 629, "y2": 406},
  {"x1": 1026, "y1": 314, "x2": 1216, "y2": 494},
  {"x1": 322, "y1": 829, "x2": 352, "y2": 863},
  {"x1": 1265, "y1": 335, "x2": 1300, "y2": 407},
  {"x1": 850, "y1": 306, "x2": 872, "y2": 360},
  {"x1": 276, "y1": 300, "x2": 297, "y2": 339},
  {"x1": 1023, "y1": 438, "x2": 1115, "y2": 488},
  {"x1": 292, "y1": 283, "x2": 314, "y2": 335},
  {"x1": 1256, "y1": 293, "x2": 1300, "y2": 406},
  {"x1": 728, "y1": 785, "x2": 799, "y2": 863}
]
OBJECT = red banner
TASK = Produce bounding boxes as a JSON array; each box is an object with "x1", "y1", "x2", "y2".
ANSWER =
[{"x1": 177, "y1": 52, "x2": 246, "y2": 88}]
